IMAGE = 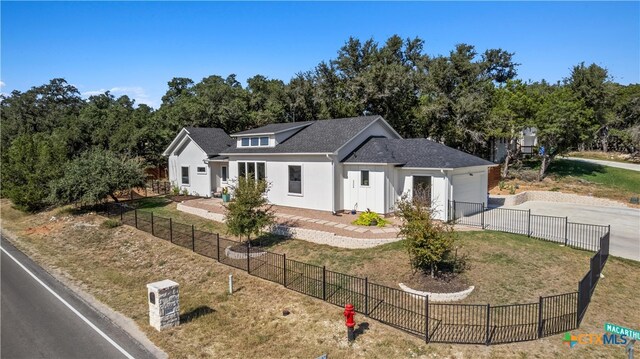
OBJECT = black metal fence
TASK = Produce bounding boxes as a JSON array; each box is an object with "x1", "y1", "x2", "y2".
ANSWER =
[
  {"x1": 448, "y1": 201, "x2": 609, "y2": 252},
  {"x1": 99, "y1": 202, "x2": 609, "y2": 345}
]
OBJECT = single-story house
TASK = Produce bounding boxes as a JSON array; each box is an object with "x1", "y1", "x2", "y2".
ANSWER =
[
  {"x1": 163, "y1": 127, "x2": 235, "y2": 197},
  {"x1": 164, "y1": 116, "x2": 496, "y2": 220}
]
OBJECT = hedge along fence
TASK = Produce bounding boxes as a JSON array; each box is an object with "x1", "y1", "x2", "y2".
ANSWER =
[{"x1": 98, "y1": 202, "x2": 609, "y2": 345}]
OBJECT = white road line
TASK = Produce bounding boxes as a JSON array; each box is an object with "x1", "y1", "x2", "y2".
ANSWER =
[{"x1": 0, "y1": 246, "x2": 136, "y2": 359}]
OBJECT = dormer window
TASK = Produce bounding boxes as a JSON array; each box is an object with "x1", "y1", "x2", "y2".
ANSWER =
[{"x1": 240, "y1": 136, "x2": 271, "y2": 147}]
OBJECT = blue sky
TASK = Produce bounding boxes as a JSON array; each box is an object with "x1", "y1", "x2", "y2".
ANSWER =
[{"x1": 2, "y1": 1, "x2": 639, "y2": 108}]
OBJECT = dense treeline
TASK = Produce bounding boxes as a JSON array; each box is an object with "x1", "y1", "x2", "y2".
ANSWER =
[{"x1": 2, "y1": 35, "x2": 639, "y2": 211}]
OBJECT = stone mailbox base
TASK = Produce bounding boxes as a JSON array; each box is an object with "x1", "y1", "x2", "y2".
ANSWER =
[{"x1": 147, "y1": 279, "x2": 180, "y2": 331}]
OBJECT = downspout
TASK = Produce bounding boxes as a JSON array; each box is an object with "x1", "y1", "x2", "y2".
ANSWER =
[
  {"x1": 441, "y1": 169, "x2": 448, "y2": 220},
  {"x1": 327, "y1": 154, "x2": 336, "y2": 214}
]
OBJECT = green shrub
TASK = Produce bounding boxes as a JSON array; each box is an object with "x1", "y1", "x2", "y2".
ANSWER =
[
  {"x1": 498, "y1": 180, "x2": 506, "y2": 190},
  {"x1": 509, "y1": 185, "x2": 516, "y2": 195},
  {"x1": 101, "y1": 218, "x2": 122, "y2": 228},
  {"x1": 352, "y1": 210, "x2": 388, "y2": 227},
  {"x1": 172, "y1": 185, "x2": 180, "y2": 195},
  {"x1": 181, "y1": 188, "x2": 189, "y2": 196}
]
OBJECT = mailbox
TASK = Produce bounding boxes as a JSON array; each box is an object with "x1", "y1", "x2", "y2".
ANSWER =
[{"x1": 147, "y1": 279, "x2": 179, "y2": 331}]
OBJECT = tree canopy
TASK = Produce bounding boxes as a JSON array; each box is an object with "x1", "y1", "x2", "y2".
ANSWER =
[{"x1": 1, "y1": 35, "x2": 638, "y2": 210}]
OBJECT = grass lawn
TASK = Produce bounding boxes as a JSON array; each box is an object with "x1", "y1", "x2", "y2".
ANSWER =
[
  {"x1": 492, "y1": 158, "x2": 640, "y2": 204},
  {"x1": 547, "y1": 159, "x2": 640, "y2": 195},
  {"x1": 123, "y1": 198, "x2": 593, "y2": 303},
  {"x1": 2, "y1": 199, "x2": 638, "y2": 358}
]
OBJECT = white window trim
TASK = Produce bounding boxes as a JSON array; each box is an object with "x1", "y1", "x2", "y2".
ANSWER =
[
  {"x1": 237, "y1": 161, "x2": 267, "y2": 181},
  {"x1": 240, "y1": 136, "x2": 272, "y2": 147},
  {"x1": 196, "y1": 166, "x2": 207, "y2": 175},
  {"x1": 181, "y1": 166, "x2": 190, "y2": 186},
  {"x1": 221, "y1": 165, "x2": 228, "y2": 183},
  {"x1": 287, "y1": 164, "x2": 303, "y2": 196}
]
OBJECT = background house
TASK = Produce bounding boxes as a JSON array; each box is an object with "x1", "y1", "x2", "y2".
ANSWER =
[{"x1": 488, "y1": 127, "x2": 539, "y2": 163}]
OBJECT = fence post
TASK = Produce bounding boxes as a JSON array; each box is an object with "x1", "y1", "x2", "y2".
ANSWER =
[
  {"x1": 576, "y1": 284, "x2": 582, "y2": 328},
  {"x1": 216, "y1": 234, "x2": 220, "y2": 261},
  {"x1": 485, "y1": 304, "x2": 491, "y2": 345},
  {"x1": 322, "y1": 266, "x2": 326, "y2": 301},
  {"x1": 120, "y1": 204, "x2": 123, "y2": 221},
  {"x1": 151, "y1": 212, "x2": 155, "y2": 236},
  {"x1": 527, "y1": 209, "x2": 531, "y2": 237},
  {"x1": 247, "y1": 244, "x2": 251, "y2": 274},
  {"x1": 191, "y1": 225, "x2": 195, "y2": 252},
  {"x1": 564, "y1": 217, "x2": 569, "y2": 246},
  {"x1": 134, "y1": 209, "x2": 138, "y2": 229},
  {"x1": 283, "y1": 254, "x2": 287, "y2": 288},
  {"x1": 481, "y1": 204, "x2": 485, "y2": 229},
  {"x1": 365, "y1": 277, "x2": 369, "y2": 316},
  {"x1": 538, "y1": 296, "x2": 544, "y2": 338},
  {"x1": 453, "y1": 200, "x2": 457, "y2": 221},
  {"x1": 425, "y1": 295, "x2": 429, "y2": 343},
  {"x1": 169, "y1": 218, "x2": 173, "y2": 243}
]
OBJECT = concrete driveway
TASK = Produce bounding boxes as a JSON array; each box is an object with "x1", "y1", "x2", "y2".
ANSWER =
[{"x1": 504, "y1": 201, "x2": 640, "y2": 261}]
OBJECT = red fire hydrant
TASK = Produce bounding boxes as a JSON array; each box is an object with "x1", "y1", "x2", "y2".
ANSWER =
[{"x1": 344, "y1": 303, "x2": 356, "y2": 341}]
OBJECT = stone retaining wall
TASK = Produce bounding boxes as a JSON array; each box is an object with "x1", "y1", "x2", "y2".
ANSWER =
[
  {"x1": 489, "y1": 191, "x2": 626, "y2": 208},
  {"x1": 270, "y1": 225, "x2": 400, "y2": 249},
  {"x1": 398, "y1": 283, "x2": 475, "y2": 302}
]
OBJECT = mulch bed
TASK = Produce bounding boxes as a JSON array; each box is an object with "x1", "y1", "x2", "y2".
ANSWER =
[
  {"x1": 229, "y1": 243, "x2": 267, "y2": 254},
  {"x1": 401, "y1": 271, "x2": 470, "y2": 293}
]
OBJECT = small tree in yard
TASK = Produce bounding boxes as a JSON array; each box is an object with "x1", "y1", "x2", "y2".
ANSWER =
[
  {"x1": 395, "y1": 187, "x2": 462, "y2": 278},
  {"x1": 224, "y1": 176, "x2": 275, "y2": 246}
]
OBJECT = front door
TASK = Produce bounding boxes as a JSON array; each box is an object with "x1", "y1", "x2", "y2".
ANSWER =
[
  {"x1": 347, "y1": 170, "x2": 360, "y2": 212},
  {"x1": 413, "y1": 176, "x2": 432, "y2": 204}
]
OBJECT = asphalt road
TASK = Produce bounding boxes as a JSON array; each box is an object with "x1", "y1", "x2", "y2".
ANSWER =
[
  {"x1": 1, "y1": 238, "x2": 158, "y2": 359},
  {"x1": 563, "y1": 156, "x2": 640, "y2": 172},
  {"x1": 504, "y1": 201, "x2": 640, "y2": 261}
]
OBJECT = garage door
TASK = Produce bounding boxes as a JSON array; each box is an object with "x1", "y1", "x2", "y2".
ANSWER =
[{"x1": 452, "y1": 173, "x2": 485, "y2": 204}]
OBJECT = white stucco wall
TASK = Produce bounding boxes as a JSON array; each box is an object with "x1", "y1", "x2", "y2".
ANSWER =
[
  {"x1": 228, "y1": 155, "x2": 333, "y2": 212},
  {"x1": 167, "y1": 139, "x2": 211, "y2": 197}
]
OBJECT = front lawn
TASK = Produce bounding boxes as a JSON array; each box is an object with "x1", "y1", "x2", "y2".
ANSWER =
[{"x1": 2, "y1": 199, "x2": 638, "y2": 358}]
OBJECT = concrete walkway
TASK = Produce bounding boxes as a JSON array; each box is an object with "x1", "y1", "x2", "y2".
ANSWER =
[{"x1": 563, "y1": 157, "x2": 640, "y2": 172}]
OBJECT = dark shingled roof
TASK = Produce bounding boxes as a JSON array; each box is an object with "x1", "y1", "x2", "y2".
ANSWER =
[
  {"x1": 232, "y1": 121, "x2": 314, "y2": 136},
  {"x1": 223, "y1": 116, "x2": 383, "y2": 154},
  {"x1": 342, "y1": 138, "x2": 495, "y2": 168},
  {"x1": 184, "y1": 127, "x2": 235, "y2": 156}
]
